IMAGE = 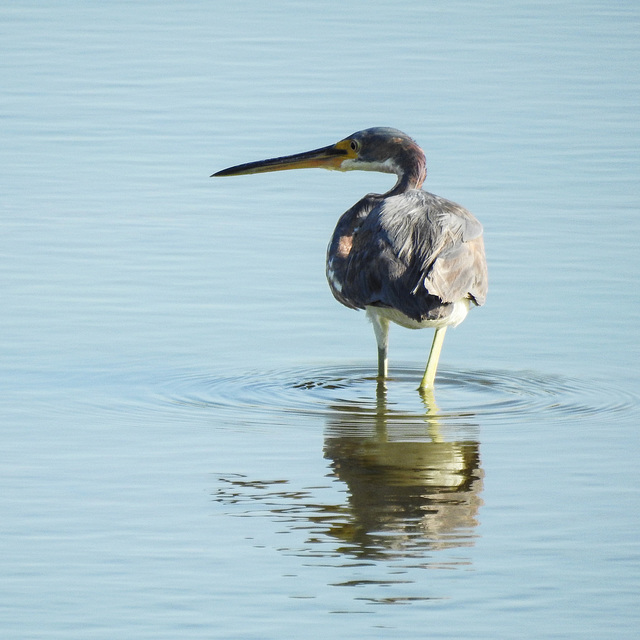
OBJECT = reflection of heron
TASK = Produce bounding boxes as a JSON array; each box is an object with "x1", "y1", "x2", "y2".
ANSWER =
[
  {"x1": 213, "y1": 127, "x2": 488, "y2": 389},
  {"x1": 323, "y1": 382, "x2": 483, "y2": 557},
  {"x1": 213, "y1": 382, "x2": 484, "y2": 562}
]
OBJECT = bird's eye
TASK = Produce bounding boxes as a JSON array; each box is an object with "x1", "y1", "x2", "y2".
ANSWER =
[{"x1": 349, "y1": 140, "x2": 360, "y2": 153}]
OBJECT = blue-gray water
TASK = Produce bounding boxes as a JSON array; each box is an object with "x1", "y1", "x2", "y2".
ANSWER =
[{"x1": 2, "y1": 1, "x2": 639, "y2": 638}]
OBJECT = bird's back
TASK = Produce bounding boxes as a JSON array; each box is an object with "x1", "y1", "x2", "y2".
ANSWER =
[{"x1": 326, "y1": 189, "x2": 488, "y2": 324}]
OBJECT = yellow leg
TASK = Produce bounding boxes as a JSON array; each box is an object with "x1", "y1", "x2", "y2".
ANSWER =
[{"x1": 419, "y1": 327, "x2": 447, "y2": 390}]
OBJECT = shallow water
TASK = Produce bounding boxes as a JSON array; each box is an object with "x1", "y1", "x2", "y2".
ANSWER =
[{"x1": 2, "y1": 1, "x2": 640, "y2": 638}]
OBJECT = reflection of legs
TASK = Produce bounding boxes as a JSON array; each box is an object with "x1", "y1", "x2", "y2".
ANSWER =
[
  {"x1": 418, "y1": 382, "x2": 442, "y2": 441},
  {"x1": 419, "y1": 327, "x2": 447, "y2": 390},
  {"x1": 367, "y1": 310, "x2": 390, "y2": 378}
]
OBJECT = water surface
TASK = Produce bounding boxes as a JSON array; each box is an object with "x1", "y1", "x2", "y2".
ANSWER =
[{"x1": 1, "y1": 1, "x2": 639, "y2": 638}]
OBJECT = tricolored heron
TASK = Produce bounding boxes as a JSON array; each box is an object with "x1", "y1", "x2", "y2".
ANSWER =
[{"x1": 212, "y1": 127, "x2": 487, "y2": 389}]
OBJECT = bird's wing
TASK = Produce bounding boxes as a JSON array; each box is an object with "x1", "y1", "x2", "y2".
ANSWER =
[{"x1": 344, "y1": 191, "x2": 487, "y2": 317}]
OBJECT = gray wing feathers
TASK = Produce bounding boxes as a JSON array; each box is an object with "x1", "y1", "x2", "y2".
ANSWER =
[
  {"x1": 425, "y1": 235, "x2": 487, "y2": 305},
  {"x1": 371, "y1": 191, "x2": 486, "y2": 303},
  {"x1": 327, "y1": 190, "x2": 488, "y2": 320}
]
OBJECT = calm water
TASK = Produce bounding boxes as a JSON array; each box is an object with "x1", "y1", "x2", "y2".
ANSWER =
[{"x1": 2, "y1": 1, "x2": 639, "y2": 638}]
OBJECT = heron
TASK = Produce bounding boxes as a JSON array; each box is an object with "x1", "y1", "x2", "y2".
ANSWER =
[{"x1": 212, "y1": 127, "x2": 487, "y2": 389}]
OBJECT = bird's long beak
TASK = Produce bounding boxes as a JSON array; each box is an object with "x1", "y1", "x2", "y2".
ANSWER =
[{"x1": 211, "y1": 141, "x2": 354, "y2": 177}]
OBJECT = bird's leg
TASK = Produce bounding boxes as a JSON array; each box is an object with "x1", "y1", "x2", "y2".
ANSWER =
[
  {"x1": 419, "y1": 326, "x2": 447, "y2": 390},
  {"x1": 367, "y1": 309, "x2": 390, "y2": 379},
  {"x1": 377, "y1": 345, "x2": 388, "y2": 378}
]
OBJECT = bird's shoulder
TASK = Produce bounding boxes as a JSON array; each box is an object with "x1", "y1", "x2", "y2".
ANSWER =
[
  {"x1": 366, "y1": 189, "x2": 483, "y2": 242},
  {"x1": 349, "y1": 189, "x2": 482, "y2": 269}
]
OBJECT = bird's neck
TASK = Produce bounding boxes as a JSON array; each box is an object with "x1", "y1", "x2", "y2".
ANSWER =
[{"x1": 387, "y1": 146, "x2": 427, "y2": 196}]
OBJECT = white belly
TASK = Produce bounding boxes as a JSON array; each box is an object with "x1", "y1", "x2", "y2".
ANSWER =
[{"x1": 366, "y1": 298, "x2": 470, "y2": 330}]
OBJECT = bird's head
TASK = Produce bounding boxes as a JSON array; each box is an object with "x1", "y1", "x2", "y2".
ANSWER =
[{"x1": 212, "y1": 127, "x2": 426, "y2": 192}]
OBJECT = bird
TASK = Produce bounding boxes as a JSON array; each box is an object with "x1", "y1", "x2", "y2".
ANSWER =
[{"x1": 212, "y1": 127, "x2": 487, "y2": 390}]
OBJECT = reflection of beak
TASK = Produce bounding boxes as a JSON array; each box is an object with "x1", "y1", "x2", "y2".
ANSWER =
[{"x1": 212, "y1": 143, "x2": 350, "y2": 177}]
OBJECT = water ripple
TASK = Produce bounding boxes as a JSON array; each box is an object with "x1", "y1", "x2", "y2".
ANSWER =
[{"x1": 161, "y1": 365, "x2": 637, "y2": 424}]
